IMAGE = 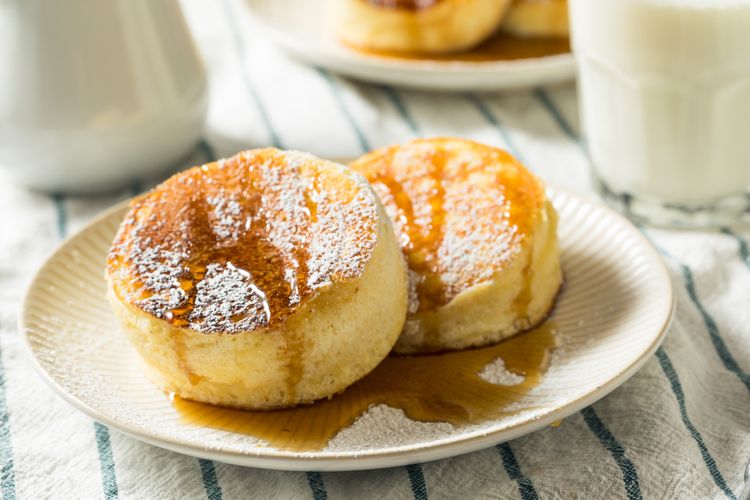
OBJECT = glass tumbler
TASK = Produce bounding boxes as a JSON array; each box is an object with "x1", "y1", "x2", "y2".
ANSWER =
[{"x1": 569, "y1": 0, "x2": 750, "y2": 227}]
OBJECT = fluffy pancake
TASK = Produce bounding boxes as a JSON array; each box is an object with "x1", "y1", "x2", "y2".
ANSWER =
[
  {"x1": 502, "y1": 0, "x2": 569, "y2": 38},
  {"x1": 351, "y1": 138, "x2": 562, "y2": 353},
  {"x1": 332, "y1": 0, "x2": 514, "y2": 54},
  {"x1": 107, "y1": 149, "x2": 408, "y2": 409}
]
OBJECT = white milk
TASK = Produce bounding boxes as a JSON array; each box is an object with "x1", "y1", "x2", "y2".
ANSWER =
[{"x1": 570, "y1": 0, "x2": 750, "y2": 219}]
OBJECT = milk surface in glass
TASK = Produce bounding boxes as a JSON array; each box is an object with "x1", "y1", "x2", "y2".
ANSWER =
[{"x1": 569, "y1": 0, "x2": 750, "y2": 226}]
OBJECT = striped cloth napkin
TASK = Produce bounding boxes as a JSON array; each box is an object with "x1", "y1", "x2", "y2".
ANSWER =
[{"x1": 0, "y1": 0, "x2": 748, "y2": 498}]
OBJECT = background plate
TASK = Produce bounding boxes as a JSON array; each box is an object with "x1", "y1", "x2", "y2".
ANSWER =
[
  {"x1": 246, "y1": 0, "x2": 576, "y2": 91},
  {"x1": 21, "y1": 188, "x2": 673, "y2": 471}
]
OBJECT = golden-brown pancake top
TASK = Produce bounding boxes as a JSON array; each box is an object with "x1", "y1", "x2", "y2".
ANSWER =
[
  {"x1": 107, "y1": 149, "x2": 379, "y2": 334},
  {"x1": 351, "y1": 138, "x2": 546, "y2": 313}
]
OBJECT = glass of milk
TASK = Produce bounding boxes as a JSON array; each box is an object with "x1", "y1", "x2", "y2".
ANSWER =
[{"x1": 569, "y1": 0, "x2": 750, "y2": 227}]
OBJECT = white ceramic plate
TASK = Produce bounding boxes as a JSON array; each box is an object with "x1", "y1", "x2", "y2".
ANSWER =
[
  {"x1": 20, "y1": 187, "x2": 673, "y2": 471},
  {"x1": 246, "y1": 0, "x2": 575, "y2": 91}
]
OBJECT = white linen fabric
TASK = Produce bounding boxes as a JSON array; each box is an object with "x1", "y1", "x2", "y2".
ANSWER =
[{"x1": 0, "y1": 0, "x2": 747, "y2": 498}]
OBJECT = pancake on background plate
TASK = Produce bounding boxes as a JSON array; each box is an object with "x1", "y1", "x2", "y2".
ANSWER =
[{"x1": 332, "y1": 0, "x2": 514, "y2": 54}]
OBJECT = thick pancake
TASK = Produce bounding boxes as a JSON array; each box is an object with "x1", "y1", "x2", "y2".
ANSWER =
[
  {"x1": 331, "y1": 0, "x2": 514, "y2": 54},
  {"x1": 351, "y1": 138, "x2": 562, "y2": 353},
  {"x1": 107, "y1": 148, "x2": 408, "y2": 409}
]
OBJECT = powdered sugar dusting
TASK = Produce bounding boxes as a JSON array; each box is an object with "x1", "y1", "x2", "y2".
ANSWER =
[
  {"x1": 478, "y1": 357, "x2": 525, "y2": 385},
  {"x1": 436, "y1": 182, "x2": 520, "y2": 300},
  {"x1": 206, "y1": 191, "x2": 244, "y2": 241},
  {"x1": 353, "y1": 139, "x2": 544, "y2": 313},
  {"x1": 326, "y1": 405, "x2": 455, "y2": 452},
  {"x1": 188, "y1": 262, "x2": 270, "y2": 332}
]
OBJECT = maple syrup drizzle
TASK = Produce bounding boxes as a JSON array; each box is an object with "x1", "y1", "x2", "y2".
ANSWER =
[
  {"x1": 171, "y1": 331, "x2": 203, "y2": 386},
  {"x1": 173, "y1": 322, "x2": 557, "y2": 451},
  {"x1": 512, "y1": 246, "x2": 534, "y2": 322},
  {"x1": 348, "y1": 34, "x2": 570, "y2": 63},
  {"x1": 370, "y1": 152, "x2": 447, "y2": 313},
  {"x1": 421, "y1": 151, "x2": 447, "y2": 309}
]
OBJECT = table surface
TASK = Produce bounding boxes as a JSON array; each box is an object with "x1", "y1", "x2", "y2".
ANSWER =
[{"x1": 0, "y1": 0, "x2": 748, "y2": 498}]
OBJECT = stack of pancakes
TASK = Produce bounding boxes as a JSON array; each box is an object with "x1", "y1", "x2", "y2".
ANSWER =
[
  {"x1": 107, "y1": 139, "x2": 562, "y2": 410},
  {"x1": 332, "y1": 0, "x2": 569, "y2": 55}
]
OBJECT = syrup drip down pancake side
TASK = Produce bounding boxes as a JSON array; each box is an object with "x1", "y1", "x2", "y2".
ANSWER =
[
  {"x1": 107, "y1": 149, "x2": 408, "y2": 409},
  {"x1": 351, "y1": 138, "x2": 562, "y2": 353}
]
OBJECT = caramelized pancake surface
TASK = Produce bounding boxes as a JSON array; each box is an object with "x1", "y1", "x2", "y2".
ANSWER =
[
  {"x1": 352, "y1": 138, "x2": 545, "y2": 313},
  {"x1": 108, "y1": 149, "x2": 379, "y2": 334}
]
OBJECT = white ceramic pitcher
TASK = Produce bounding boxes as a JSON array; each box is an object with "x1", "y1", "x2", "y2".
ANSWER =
[{"x1": 0, "y1": 0, "x2": 207, "y2": 192}]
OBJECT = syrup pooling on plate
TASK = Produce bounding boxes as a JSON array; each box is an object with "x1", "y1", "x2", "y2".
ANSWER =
[
  {"x1": 352, "y1": 139, "x2": 545, "y2": 314},
  {"x1": 107, "y1": 150, "x2": 379, "y2": 334},
  {"x1": 173, "y1": 322, "x2": 557, "y2": 451}
]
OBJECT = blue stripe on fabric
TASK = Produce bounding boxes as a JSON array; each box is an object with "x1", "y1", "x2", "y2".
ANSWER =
[
  {"x1": 129, "y1": 137, "x2": 215, "y2": 197},
  {"x1": 196, "y1": 9, "x2": 273, "y2": 497},
  {"x1": 380, "y1": 86, "x2": 419, "y2": 135},
  {"x1": 218, "y1": 0, "x2": 283, "y2": 149},
  {"x1": 655, "y1": 348, "x2": 737, "y2": 499},
  {"x1": 0, "y1": 337, "x2": 17, "y2": 500},
  {"x1": 169, "y1": 139, "x2": 228, "y2": 497},
  {"x1": 532, "y1": 88, "x2": 580, "y2": 144},
  {"x1": 581, "y1": 407, "x2": 642, "y2": 500},
  {"x1": 721, "y1": 228, "x2": 750, "y2": 271},
  {"x1": 325, "y1": 75, "x2": 432, "y2": 498},
  {"x1": 317, "y1": 68, "x2": 371, "y2": 152},
  {"x1": 385, "y1": 90, "x2": 540, "y2": 500},
  {"x1": 538, "y1": 88, "x2": 744, "y2": 495},
  {"x1": 305, "y1": 472, "x2": 327, "y2": 500},
  {"x1": 198, "y1": 459, "x2": 222, "y2": 500},
  {"x1": 496, "y1": 443, "x2": 538, "y2": 500},
  {"x1": 93, "y1": 422, "x2": 119, "y2": 499},
  {"x1": 406, "y1": 464, "x2": 428, "y2": 500},
  {"x1": 54, "y1": 195, "x2": 120, "y2": 498},
  {"x1": 464, "y1": 93, "x2": 527, "y2": 165},
  {"x1": 52, "y1": 193, "x2": 67, "y2": 240},
  {"x1": 678, "y1": 264, "x2": 750, "y2": 393},
  {"x1": 198, "y1": 138, "x2": 218, "y2": 162},
  {"x1": 475, "y1": 91, "x2": 646, "y2": 499},
  {"x1": 537, "y1": 88, "x2": 750, "y2": 394}
]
